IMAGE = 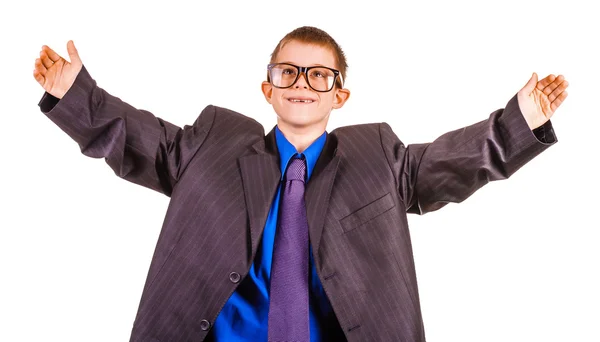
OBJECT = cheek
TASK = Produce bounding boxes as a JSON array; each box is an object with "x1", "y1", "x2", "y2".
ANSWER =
[{"x1": 318, "y1": 94, "x2": 335, "y2": 106}]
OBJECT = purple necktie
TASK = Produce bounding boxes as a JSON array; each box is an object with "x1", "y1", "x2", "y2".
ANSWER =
[{"x1": 268, "y1": 156, "x2": 310, "y2": 342}]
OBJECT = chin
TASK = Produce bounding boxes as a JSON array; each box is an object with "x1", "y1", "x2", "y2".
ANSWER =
[
  {"x1": 275, "y1": 105, "x2": 329, "y2": 128},
  {"x1": 283, "y1": 116, "x2": 329, "y2": 131},
  {"x1": 280, "y1": 117, "x2": 314, "y2": 128}
]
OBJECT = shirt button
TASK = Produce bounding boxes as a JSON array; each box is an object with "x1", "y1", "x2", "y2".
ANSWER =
[
  {"x1": 229, "y1": 272, "x2": 241, "y2": 283},
  {"x1": 200, "y1": 319, "x2": 211, "y2": 331}
]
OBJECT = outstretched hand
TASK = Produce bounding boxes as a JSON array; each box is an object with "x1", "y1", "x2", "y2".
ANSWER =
[
  {"x1": 33, "y1": 40, "x2": 83, "y2": 100},
  {"x1": 517, "y1": 73, "x2": 569, "y2": 129}
]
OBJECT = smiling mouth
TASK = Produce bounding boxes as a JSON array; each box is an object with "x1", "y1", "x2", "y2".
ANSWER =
[{"x1": 287, "y1": 98, "x2": 315, "y2": 103}]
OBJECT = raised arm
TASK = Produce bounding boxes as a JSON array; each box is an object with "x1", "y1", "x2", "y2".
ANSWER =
[
  {"x1": 382, "y1": 73, "x2": 568, "y2": 214},
  {"x1": 33, "y1": 41, "x2": 214, "y2": 196}
]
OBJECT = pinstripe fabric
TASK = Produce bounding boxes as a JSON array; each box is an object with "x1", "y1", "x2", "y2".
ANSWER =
[{"x1": 39, "y1": 65, "x2": 556, "y2": 342}]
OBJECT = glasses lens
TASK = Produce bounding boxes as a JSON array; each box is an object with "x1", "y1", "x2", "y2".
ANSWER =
[
  {"x1": 270, "y1": 64, "x2": 298, "y2": 88},
  {"x1": 307, "y1": 67, "x2": 336, "y2": 91}
]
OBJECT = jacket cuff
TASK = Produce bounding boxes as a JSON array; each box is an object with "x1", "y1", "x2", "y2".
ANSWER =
[
  {"x1": 498, "y1": 94, "x2": 557, "y2": 158},
  {"x1": 38, "y1": 92, "x2": 60, "y2": 113},
  {"x1": 37, "y1": 65, "x2": 97, "y2": 117},
  {"x1": 532, "y1": 120, "x2": 557, "y2": 144}
]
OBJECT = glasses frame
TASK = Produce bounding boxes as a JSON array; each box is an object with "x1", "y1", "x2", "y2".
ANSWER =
[{"x1": 267, "y1": 63, "x2": 344, "y2": 92}]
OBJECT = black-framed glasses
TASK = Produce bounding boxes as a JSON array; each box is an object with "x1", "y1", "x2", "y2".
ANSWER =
[{"x1": 267, "y1": 63, "x2": 344, "y2": 92}]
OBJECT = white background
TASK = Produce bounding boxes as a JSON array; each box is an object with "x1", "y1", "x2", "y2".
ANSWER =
[{"x1": 2, "y1": 0, "x2": 598, "y2": 341}]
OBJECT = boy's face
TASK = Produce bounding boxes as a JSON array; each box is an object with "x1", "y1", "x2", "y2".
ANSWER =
[{"x1": 261, "y1": 40, "x2": 350, "y2": 132}]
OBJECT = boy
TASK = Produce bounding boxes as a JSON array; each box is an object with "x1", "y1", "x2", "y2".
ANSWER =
[{"x1": 33, "y1": 26, "x2": 568, "y2": 341}]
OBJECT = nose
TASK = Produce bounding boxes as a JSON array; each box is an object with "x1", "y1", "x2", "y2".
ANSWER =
[{"x1": 294, "y1": 72, "x2": 309, "y2": 89}]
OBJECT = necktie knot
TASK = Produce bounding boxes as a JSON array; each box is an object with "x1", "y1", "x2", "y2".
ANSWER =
[{"x1": 285, "y1": 156, "x2": 306, "y2": 182}]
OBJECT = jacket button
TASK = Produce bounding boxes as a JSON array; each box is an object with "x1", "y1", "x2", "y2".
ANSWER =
[
  {"x1": 229, "y1": 272, "x2": 241, "y2": 283},
  {"x1": 200, "y1": 319, "x2": 211, "y2": 331}
]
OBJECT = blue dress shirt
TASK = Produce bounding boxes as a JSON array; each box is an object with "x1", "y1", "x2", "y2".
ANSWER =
[{"x1": 208, "y1": 126, "x2": 344, "y2": 341}]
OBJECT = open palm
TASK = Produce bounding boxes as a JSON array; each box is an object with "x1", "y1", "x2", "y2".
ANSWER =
[
  {"x1": 517, "y1": 73, "x2": 569, "y2": 129},
  {"x1": 33, "y1": 40, "x2": 83, "y2": 99}
]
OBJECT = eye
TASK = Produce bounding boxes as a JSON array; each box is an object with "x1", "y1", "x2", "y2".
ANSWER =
[
  {"x1": 311, "y1": 70, "x2": 325, "y2": 78},
  {"x1": 282, "y1": 68, "x2": 297, "y2": 75}
]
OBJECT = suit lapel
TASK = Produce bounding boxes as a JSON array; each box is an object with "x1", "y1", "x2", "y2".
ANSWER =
[
  {"x1": 238, "y1": 129, "x2": 280, "y2": 264},
  {"x1": 305, "y1": 133, "x2": 340, "y2": 262}
]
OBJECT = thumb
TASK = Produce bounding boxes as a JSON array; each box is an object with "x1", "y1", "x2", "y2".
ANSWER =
[
  {"x1": 520, "y1": 72, "x2": 538, "y2": 95},
  {"x1": 67, "y1": 40, "x2": 82, "y2": 66}
]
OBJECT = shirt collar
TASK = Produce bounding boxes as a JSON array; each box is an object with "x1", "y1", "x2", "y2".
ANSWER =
[{"x1": 275, "y1": 126, "x2": 327, "y2": 181}]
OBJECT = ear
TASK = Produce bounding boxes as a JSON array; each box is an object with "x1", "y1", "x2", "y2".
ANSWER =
[
  {"x1": 261, "y1": 81, "x2": 273, "y2": 104},
  {"x1": 332, "y1": 87, "x2": 351, "y2": 109}
]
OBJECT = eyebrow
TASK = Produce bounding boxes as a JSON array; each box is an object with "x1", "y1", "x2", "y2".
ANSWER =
[{"x1": 279, "y1": 61, "x2": 328, "y2": 68}]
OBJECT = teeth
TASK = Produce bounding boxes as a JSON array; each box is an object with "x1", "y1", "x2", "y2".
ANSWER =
[{"x1": 290, "y1": 99, "x2": 313, "y2": 103}]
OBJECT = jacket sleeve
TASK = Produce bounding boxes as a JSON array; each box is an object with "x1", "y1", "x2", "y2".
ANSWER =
[
  {"x1": 38, "y1": 65, "x2": 215, "y2": 197},
  {"x1": 380, "y1": 94, "x2": 557, "y2": 215}
]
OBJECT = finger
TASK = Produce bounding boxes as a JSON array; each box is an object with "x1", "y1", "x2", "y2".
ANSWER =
[
  {"x1": 536, "y1": 74, "x2": 556, "y2": 91},
  {"x1": 33, "y1": 69, "x2": 45, "y2": 85},
  {"x1": 67, "y1": 40, "x2": 82, "y2": 66},
  {"x1": 42, "y1": 45, "x2": 62, "y2": 63},
  {"x1": 521, "y1": 72, "x2": 538, "y2": 94},
  {"x1": 35, "y1": 58, "x2": 47, "y2": 76},
  {"x1": 550, "y1": 91, "x2": 568, "y2": 112},
  {"x1": 542, "y1": 75, "x2": 565, "y2": 95},
  {"x1": 40, "y1": 50, "x2": 54, "y2": 69},
  {"x1": 548, "y1": 80, "x2": 569, "y2": 102}
]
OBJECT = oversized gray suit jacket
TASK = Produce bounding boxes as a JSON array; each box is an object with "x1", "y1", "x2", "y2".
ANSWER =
[{"x1": 38, "y1": 65, "x2": 556, "y2": 341}]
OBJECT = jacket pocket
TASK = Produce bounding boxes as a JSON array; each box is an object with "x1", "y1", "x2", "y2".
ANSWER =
[{"x1": 339, "y1": 192, "x2": 396, "y2": 233}]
